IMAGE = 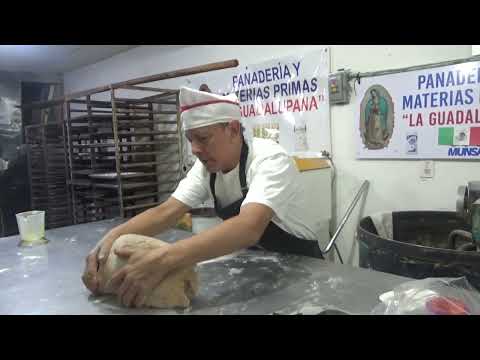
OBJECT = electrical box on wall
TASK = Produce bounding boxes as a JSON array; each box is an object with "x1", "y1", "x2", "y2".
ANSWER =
[{"x1": 329, "y1": 70, "x2": 351, "y2": 105}]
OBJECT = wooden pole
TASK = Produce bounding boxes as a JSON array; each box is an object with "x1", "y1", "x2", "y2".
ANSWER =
[
  {"x1": 118, "y1": 85, "x2": 176, "y2": 92},
  {"x1": 20, "y1": 59, "x2": 239, "y2": 110}
]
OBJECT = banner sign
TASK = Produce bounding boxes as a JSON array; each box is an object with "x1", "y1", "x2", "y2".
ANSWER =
[
  {"x1": 355, "y1": 61, "x2": 480, "y2": 159},
  {"x1": 186, "y1": 48, "x2": 331, "y2": 158}
]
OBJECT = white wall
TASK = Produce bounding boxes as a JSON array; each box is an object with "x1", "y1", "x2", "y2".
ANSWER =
[
  {"x1": 473, "y1": 45, "x2": 480, "y2": 56},
  {"x1": 64, "y1": 45, "x2": 478, "y2": 266}
]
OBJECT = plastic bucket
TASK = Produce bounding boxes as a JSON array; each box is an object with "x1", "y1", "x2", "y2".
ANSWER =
[{"x1": 16, "y1": 210, "x2": 46, "y2": 243}]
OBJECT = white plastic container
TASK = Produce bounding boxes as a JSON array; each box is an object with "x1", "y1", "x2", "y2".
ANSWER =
[{"x1": 16, "y1": 210, "x2": 46, "y2": 243}]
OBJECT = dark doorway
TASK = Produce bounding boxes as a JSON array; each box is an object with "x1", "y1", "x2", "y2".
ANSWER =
[{"x1": 0, "y1": 81, "x2": 58, "y2": 237}]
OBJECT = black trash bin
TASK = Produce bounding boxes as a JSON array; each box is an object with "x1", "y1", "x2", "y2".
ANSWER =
[{"x1": 358, "y1": 211, "x2": 480, "y2": 290}]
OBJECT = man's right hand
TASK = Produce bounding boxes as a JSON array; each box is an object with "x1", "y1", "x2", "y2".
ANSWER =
[
  {"x1": 81, "y1": 196, "x2": 190, "y2": 294},
  {"x1": 81, "y1": 230, "x2": 121, "y2": 294}
]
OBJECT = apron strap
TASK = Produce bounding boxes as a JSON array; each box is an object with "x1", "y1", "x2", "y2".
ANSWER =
[
  {"x1": 238, "y1": 138, "x2": 248, "y2": 197},
  {"x1": 210, "y1": 138, "x2": 249, "y2": 211}
]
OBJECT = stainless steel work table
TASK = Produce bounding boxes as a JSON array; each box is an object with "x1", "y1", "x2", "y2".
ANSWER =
[{"x1": 0, "y1": 219, "x2": 409, "y2": 315}]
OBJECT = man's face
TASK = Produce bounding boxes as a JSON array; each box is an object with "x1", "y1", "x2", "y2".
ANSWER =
[{"x1": 185, "y1": 123, "x2": 234, "y2": 173}]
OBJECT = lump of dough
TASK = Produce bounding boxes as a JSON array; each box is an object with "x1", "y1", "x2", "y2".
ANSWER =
[{"x1": 97, "y1": 234, "x2": 199, "y2": 309}]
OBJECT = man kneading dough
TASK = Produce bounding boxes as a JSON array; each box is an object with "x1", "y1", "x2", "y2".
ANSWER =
[{"x1": 82, "y1": 86, "x2": 324, "y2": 308}]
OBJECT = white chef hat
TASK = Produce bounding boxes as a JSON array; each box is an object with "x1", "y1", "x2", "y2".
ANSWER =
[{"x1": 179, "y1": 86, "x2": 241, "y2": 131}]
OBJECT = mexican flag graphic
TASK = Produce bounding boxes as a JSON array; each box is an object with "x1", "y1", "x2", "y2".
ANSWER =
[{"x1": 438, "y1": 127, "x2": 480, "y2": 146}]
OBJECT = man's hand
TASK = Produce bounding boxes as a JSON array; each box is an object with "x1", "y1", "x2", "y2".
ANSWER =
[
  {"x1": 82, "y1": 245, "x2": 102, "y2": 295},
  {"x1": 81, "y1": 230, "x2": 121, "y2": 294},
  {"x1": 81, "y1": 197, "x2": 190, "y2": 296},
  {"x1": 108, "y1": 245, "x2": 173, "y2": 308}
]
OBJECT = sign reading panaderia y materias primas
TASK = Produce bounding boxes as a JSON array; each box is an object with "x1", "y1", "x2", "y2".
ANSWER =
[
  {"x1": 186, "y1": 48, "x2": 330, "y2": 158},
  {"x1": 355, "y1": 61, "x2": 480, "y2": 159}
]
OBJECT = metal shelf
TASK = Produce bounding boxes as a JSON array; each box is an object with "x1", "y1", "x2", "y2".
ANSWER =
[
  {"x1": 71, "y1": 140, "x2": 178, "y2": 148},
  {"x1": 64, "y1": 82, "x2": 182, "y2": 222},
  {"x1": 70, "y1": 130, "x2": 178, "y2": 140},
  {"x1": 120, "y1": 160, "x2": 179, "y2": 168},
  {"x1": 123, "y1": 202, "x2": 164, "y2": 211},
  {"x1": 70, "y1": 120, "x2": 177, "y2": 129},
  {"x1": 123, "y1": 192, "x2": 158, "y2": 201},
  {"x1": 70, "y1": 114, "x2": 151, "y2": 123}
]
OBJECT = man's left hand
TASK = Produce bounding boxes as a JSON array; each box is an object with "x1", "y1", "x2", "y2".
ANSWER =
[{"x1": 108, "y1": 245, "x2": 173, "y2": 308}]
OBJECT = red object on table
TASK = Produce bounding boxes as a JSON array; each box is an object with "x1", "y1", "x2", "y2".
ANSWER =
[{"x1": 426, "y1": 296, "x2": 470, "y2": 315}]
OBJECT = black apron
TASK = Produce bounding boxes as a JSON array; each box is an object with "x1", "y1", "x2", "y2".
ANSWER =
[{"x1": 209, "y1": 140, "x2": 323, "y2": 259}]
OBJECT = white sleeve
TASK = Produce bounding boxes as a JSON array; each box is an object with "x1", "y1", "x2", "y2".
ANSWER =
[
  {"x1": 171, "y1": 159, "x2": 210, "y2": 208},
  {"x1": 241, "y1": 153, "x2": 298, "y2": 219}
]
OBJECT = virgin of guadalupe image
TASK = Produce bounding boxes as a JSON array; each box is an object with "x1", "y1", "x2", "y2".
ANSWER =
[{"x1": 364, "y1": 89, "x2": 389, "y2": 147}]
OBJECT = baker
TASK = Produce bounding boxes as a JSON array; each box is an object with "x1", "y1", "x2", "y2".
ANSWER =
[{"x1": 82, "y1": 86, "x2": 324, "y2": 307}]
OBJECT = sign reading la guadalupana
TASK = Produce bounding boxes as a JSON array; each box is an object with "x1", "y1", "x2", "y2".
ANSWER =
[{"x1": 356, "y1": 62, "x2": 480, "y2": 159}]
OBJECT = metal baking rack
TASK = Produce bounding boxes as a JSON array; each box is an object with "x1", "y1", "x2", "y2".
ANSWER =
[
  {"x1": 25, "y1": 122, "x2": 73, "y2": 229},
  {"x1": 20, "y1": 59, "x2": 239, "y2": 224}
]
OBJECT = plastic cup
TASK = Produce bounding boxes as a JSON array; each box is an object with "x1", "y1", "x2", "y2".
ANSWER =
[{"x1": 16, "y1": 210, "x2": 46, "y2": 243}]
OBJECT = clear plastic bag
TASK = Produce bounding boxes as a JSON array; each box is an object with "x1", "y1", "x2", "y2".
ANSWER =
[{"x1": 372, "y1": 277, "x2": 480, "y2": 315}]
